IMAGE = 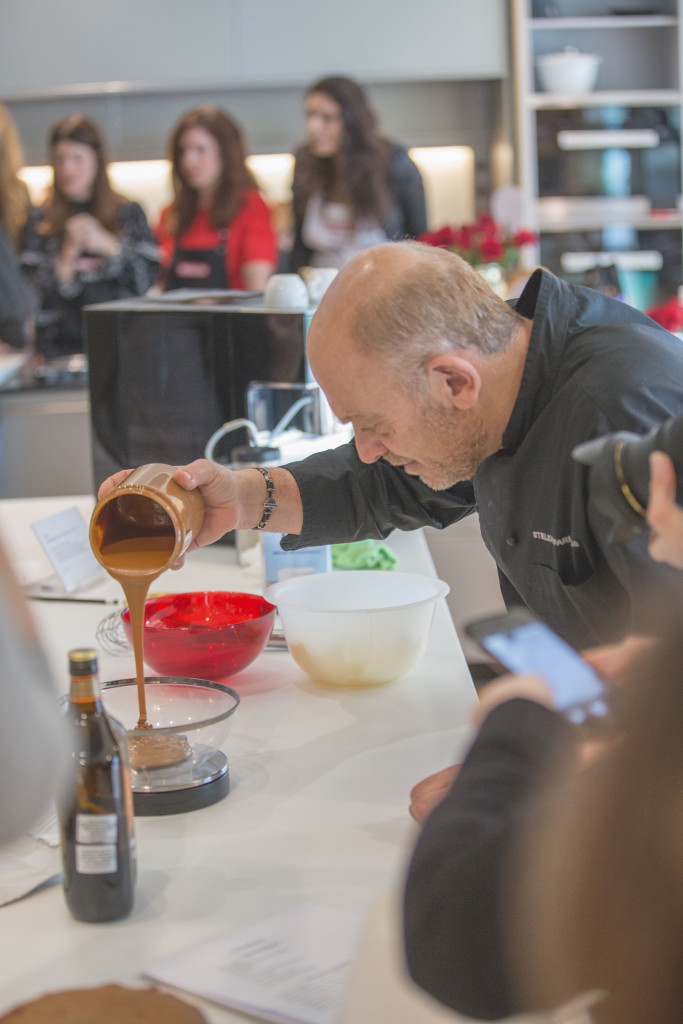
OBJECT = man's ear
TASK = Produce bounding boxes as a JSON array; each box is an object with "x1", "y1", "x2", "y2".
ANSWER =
[{"x1": 425, "y1": 353, "x2": 482, "y2": 410}]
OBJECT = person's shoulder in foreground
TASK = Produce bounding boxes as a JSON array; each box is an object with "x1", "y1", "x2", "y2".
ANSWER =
[{"x1": 403, "y1": 676, "x2": 572, "y2": 1021}]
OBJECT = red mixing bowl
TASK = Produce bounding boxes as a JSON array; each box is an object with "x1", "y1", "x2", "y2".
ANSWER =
[{"x1": 122, "y1": 590, "x2": 276, "y2": 682}]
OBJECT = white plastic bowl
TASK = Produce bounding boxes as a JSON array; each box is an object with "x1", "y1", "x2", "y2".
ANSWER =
[
  {"x1": 265, "y1": 570, "x2": 449, "y2": 687},
  {"x1": 536, "y1": 48, "x2": 602, "y2": 95}
]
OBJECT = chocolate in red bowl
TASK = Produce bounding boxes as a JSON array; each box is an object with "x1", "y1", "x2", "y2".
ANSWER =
[{"x1": 122, "y1": 590, "x2": 276, "y2": 682}]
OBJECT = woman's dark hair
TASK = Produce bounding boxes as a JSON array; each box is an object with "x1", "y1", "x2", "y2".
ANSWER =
[
  {"x1": 295, "y1": 76, "x2": 391, "y2": 225},
  {"x1": 166, "y1": 104, "x2": 257, "y2": 238},
  {"x1": 41, "y1": 113, "x2": 124, "y2": 237}
]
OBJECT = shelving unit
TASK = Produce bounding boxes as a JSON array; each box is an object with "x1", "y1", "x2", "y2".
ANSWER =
[
  {"x1": 530, "y1": 14, "x2": 676, "y2": 27},
  {"x1": 512, "y1": 0, "x2": 683, "y2": 306}
]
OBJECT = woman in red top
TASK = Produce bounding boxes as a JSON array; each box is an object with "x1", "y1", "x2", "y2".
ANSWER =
[{"x1": 157, "y1": 105, "x2": 277, "y2": 292}]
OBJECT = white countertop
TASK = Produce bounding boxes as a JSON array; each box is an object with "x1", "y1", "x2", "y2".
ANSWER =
[{"x1": 0, "y1": 496, "x2": 477, "y2": 1022}]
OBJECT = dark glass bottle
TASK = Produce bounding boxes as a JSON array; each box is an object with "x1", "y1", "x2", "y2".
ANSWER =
[{"x1": 58, "y1": 648, "x2": 136, "y2": 922}]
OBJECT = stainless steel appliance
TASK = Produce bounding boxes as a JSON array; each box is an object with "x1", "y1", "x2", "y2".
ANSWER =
[{"x1": 83, "y1": 291, "x2": 314, "y2": 487}]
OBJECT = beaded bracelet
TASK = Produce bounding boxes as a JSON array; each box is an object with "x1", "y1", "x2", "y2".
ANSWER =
[{"x1": 252, "y1": 466, "x2": 278, "y2": 531}]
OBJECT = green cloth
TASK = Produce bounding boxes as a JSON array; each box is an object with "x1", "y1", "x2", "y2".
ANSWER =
[{"x1": 331, "y1": 540, "x2": 398, "y2": 571}]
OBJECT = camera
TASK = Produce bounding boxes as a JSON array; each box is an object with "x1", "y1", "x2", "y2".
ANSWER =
[{"x1": 572, "y1": 414, "x2": 683, "y2": 544}]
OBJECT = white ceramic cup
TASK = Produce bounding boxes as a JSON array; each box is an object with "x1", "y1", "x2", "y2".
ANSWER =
[
  {"x1": 305, "y1": 267, "x2": 339, "y2": 305},
  {"x1": 263, "y1": 274, "x2": 309, "y2": 309}
]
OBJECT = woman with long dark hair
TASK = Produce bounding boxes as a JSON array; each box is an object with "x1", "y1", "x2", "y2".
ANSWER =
[
  {"x1": 20, "y1": 113, "x2": 159, "y2": 360},
  {"x1": 157, "y1": 105, "x2": 277, "y2": 293},
  {"x1": 289, "y1": 76, "x2": 426, "y2": 272}
]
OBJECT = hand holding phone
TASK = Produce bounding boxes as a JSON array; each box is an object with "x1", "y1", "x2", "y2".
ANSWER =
[
  {"x1": 466, "y1": 607, "x2": 609, "y2": 725},
  {"x1": 471, "y1": 674, "x2": 556, "y2": 729}
]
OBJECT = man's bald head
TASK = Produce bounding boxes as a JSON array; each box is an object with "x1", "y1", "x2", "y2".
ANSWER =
[{"x1": 308, "y1": 241, "x2": 526, "y2": 386}]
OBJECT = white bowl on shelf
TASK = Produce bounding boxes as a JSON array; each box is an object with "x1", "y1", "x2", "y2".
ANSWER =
[{"x1": 536, "y1": 47, "x2": 602, "y2": 95}]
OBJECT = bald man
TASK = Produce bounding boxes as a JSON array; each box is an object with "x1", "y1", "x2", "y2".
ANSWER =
[{"x1": 102, "y1": 241, "x2": 683, "y2": 649}]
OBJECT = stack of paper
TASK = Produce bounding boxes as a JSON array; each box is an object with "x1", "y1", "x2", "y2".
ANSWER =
[{"x1": 145, "y1": 904, "x2": 362, "y2": 1024}]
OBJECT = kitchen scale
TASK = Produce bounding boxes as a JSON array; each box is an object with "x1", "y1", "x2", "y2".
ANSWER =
[
  {"x1": 125, "y1": 743, "x2": 231, "y2": 816},
  {"x1": 100, "y1": 677, "x2": 240, "y2": 816}
]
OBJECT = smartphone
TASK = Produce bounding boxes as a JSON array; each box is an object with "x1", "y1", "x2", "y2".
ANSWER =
[{"x1": 465, "y1": 607, "x2": 609, "y2": 724}]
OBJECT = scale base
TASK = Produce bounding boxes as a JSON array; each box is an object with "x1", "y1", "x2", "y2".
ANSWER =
[{"x1": 131, "y1": 745, "x2": 230, "y2": 816}]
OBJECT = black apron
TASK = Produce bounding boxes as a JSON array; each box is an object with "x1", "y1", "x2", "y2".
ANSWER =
[{"x1": 164, "y1": 227, "x2": 229, "y2": 291}]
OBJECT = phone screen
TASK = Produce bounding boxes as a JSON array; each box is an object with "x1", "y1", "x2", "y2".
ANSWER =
[{"x1": 478, "y1": 619, "x2": 608, "y2": 723}]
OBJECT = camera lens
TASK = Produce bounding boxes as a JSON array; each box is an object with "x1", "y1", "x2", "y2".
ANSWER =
[
  {"x1": 573, "y1": 413, "x2": 683, "y2": 544},
  {"x1": 619, "y1": 415, "x2": 683, "y2": 512}
]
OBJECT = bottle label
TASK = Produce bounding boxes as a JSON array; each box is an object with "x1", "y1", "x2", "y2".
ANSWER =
[
  {"x1": 75, "y1": 844, "x2": 118, "y2": 875},
  {"x1": 74, "y1": 813, "x2": 118, "y2": 875},
  {"x1": 75, "y1": 813, "x2": 117, "y2": 845}
]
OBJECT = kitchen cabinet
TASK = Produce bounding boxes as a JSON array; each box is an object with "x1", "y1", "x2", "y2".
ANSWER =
[
  {"x1": 234, "y1": 0, "x2": 507, "y2": 85},
  {"x1": 0, "y1": 0, "x2": 239, "y2": 98},
  {"x1": 0, "y1": 0, "x2": 507, "y2": 100},
  {"x1": 512, "y1": 0, "x2": 683, "y2": 305},
  {"x1": 0, "y1": 387, "x2": 94, "y2": 499}
]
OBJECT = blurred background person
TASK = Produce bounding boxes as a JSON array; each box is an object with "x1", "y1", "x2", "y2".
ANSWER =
[
  {"x1": 404, "y1": 446, "x2": 683, "y2": 1024},
  {"x1": 157, "y1": 104, "x2": 277, "y2": 293},
  {"x1": 288, "y1": 75, "x2": 427, "y2": 273},
  {"x1": 0, "y1": 103, "x2": 34, "y2": 352},
  {"x1": 20, "y1": 113, "x2": 159, "y2": 362},
  {"x1": 0, "y1": 533, "x2": 67, "y2": 847}
]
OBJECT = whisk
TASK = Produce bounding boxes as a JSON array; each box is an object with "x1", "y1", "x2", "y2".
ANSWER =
[{"x1": 96, "y1": 609, "x2": 132, "y2": 657}]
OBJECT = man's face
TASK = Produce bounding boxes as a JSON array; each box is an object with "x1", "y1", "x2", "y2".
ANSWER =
[{"x1": 310, "y1": 339, "x2": 490, "y2": 491}]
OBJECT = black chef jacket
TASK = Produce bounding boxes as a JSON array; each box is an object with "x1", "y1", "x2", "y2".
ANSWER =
[{"x1": 283, "y1": 269, "x2": 683, "y2": 647}]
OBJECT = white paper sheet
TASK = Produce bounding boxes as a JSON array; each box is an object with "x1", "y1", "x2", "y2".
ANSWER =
[
  {"x1": 144, "y1": 904, "x2": 362, "y2": 1024},
  {"x1": 0, "y1": 834, "x2": 60, "y2": 907},
  {"x1": 30, "y1": 507, "x2": 105, "y2": 593}
]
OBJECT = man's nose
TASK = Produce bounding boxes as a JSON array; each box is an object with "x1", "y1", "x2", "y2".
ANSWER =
[{"x1": 354, "y1": 434, "x2": 386, "y2": 464}]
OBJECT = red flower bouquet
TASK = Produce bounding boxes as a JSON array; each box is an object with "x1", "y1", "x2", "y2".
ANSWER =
[
  {"x1": 419, "y1": 214, "x2": 537, "y2": 274},
  {"x1": 646, "y1": 297, "x2": 683, "y2": 334}
]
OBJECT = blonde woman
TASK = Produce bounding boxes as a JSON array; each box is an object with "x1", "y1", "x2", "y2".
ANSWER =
[{"x1": 0, "y1": 103, "x2": 33, "y2": 349}]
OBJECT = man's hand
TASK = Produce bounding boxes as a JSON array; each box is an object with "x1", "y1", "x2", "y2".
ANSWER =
[
  {"x1": 97, "y1": 467, "x2": 134, "y2": 500},
  {"x1": 172, "y1": 460, "x2": 244, "y2": 552},
  {"x1": 97, "y1": 461, "x2": 244, "y2": 567},
  {"x1": 97, "y1": 459, "x2": 304, "y2": 568},
  {"x1": 471, "y1": 673, "x2": 553, "y2": 728},
  {"x1": 409, "y1": 765, "x2": 461, "y2": 824},
  {"x1": 581, "y1": 634, "x2": 656, "y2": 688},
  {"x1": 647, "y1": 450, "x2": 683, "y2": 569}
]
